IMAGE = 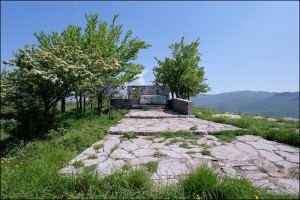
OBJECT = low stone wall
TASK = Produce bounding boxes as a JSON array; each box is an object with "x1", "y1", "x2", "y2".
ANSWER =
[
  {"x1": 140, "y1": 95, "x2": 166, "y2": 105},
  {"x1": 110, "y1": 99, "x2": 132, "y2": 109},
  {"x1": 168, "y1": 98, "x2": 193, "y2": 115},
  {"x1": 130, "y1": 98, "x2": 139, "y2": 105}
]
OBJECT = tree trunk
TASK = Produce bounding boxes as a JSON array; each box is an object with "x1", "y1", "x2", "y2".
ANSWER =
[
  {"x1": 90, "y1": 99, "x2": 93, "y2": 110},
  {"x1": 75, "y1": 93, "x2": 79, "y2": 111},
  {"x1": 79, "y1": 92, "x2": 82, "y2": 111},
  {"x1": 61, "y1": 97, "x2": 65, "y2": 113},
  {"x1": 175, "y1": 90, "x2": 179, "y2": 99},
  {"x1": 83, "y1": 94, "x2": 86, "y2": 112},
  {"x1": 171, "y1": 92, "x2": 174, "y2": 99},
  {"x1": 97, "y1": 97, "x2": 102, "y2": 114}
]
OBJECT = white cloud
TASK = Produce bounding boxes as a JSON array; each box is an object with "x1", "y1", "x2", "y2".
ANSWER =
[{"x1": 128, "y1": 69, "x2": 149, "y2": 85}]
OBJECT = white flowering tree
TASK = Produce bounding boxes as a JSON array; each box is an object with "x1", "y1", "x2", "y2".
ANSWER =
[{"x1": 3, "y1": 44, "x2": 119, "y2": 117}]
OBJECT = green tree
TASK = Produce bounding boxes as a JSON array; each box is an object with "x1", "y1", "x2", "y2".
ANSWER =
[
  {"x1": 2, "y1": 44, "x2": 114, "y2": 137},
  {"x1": 153, "y1": 37, "x2": 210, "y2": 99},
  {"x1": 35, "y1": 13, "x2": 151, "y2": 114},
  {"x1": 81, "y1": 14, "x2": 151, "y2": 113}
]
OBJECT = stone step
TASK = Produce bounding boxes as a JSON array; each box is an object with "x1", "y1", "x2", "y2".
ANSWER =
[
  {"x1": 124, "y1": 115, "x2": 195, "y2": 119},
  {"x1": 140, "y1": 105, "x2": 166, "y2": 110},
  {"x1": 108, "y1": 129, "x2": 207, "y2": 136}
]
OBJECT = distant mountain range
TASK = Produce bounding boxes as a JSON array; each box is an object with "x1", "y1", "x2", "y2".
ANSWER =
[{"x1": 191, "y1": 91, "x2": 299, "y2": 118}]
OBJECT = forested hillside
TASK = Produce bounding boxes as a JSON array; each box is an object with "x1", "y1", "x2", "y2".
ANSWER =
[{"x1": 192, "y1": 91, "x2": 299, "y2": 118}]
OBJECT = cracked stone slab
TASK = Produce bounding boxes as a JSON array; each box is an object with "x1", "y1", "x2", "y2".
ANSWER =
[
  {"x1": 234, "y1": 142, "x2": 259, "y2": 158},
  {"x1": 236, "y1": 135, "x2": 261, "y2": 142},
  {"x1": 110, "y1": 148, "x2": 135, "y2": 160},
  {"x1": 247, "y1": 142, "x2": 278, "y2": 151},
  {"x1": 129, "y1": 156, "x2": 158, "y2": 165},
  {"x1": 109, "y1": 109, "x2": 239, "y2": 135},
  {"x1": 96, "y1": 159, "x2": 126, "y2": 177},
  {"x1": 274, "y1": 151, "x2": 299, "y2": 163},
  {"x1": 157, "y1": 159, "x2": 190, "y2": 176},
  {"x1": 133, "y1": 148, "x2": 156, "y2": 157},
  {"x1": 276, "y1": 178, "x2": 300, "y2": 194},
  {"x1": 119, "y1": 140, "x2": 140, "y2": 151},
  {"x1": 258, "y1": 150, "x2": 284, "y2": 162},
  {"x1": 210, "y1": 145, "x2": 250, "y2": 161},
  {"x1": 60, "y1": 133, "x2": 299, "y2": 195}
]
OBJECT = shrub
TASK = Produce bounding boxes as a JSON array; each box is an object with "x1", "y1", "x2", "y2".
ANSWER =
[
  {"x1": 0, "y1": 119, "x2": 19, "y2": 133},
  {"x1": 1, "y1": 106, "x2": 17, "y2": 119}
]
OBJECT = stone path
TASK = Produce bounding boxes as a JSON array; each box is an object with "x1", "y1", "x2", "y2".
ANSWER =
[
  {"x1": 60, "y1": 109, "x2": 299, "y2": 195},
  {"x1": 60, "y1": 134, "x2": 299, "y2": 194},
  {"x1": 108, "y1": 109, "x2": 239, "y2": 135}
]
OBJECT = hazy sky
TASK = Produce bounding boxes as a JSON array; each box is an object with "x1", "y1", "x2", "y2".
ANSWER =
[{"x1": 1, "y1": 1, "x2": 299, "y2": 93}]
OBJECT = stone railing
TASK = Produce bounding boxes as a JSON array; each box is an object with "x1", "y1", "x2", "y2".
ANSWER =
[
  {"x1": 140, "y1": 95, "x2": 166, "y2": 105},
  {"x1": 110, "y1": 99, "x2": 132, "y2": 109},
  {"x1": 168, "y1": 98, "x2": 193, "y2": 115}
]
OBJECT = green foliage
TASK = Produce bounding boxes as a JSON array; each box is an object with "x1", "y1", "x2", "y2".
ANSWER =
[
  {"x1": 180, "y1": 165, "x2": 258, "y2": 200},
  {"x1": 1, "y1": 108, "x2": 298, "y2": 199},
  {"x1": 2, "y1": 13, "x2": 150, "y2": 137},
  {"x1": 0, "y1": 119, "x2": 19, "y2": 134},
  {"x1": 121, "y1": 132, "x2": 138, "y2": 140},
  {"x1": 87, "y1": 154, "x2": 98, "y2": 159},
  {"x1": 74, "y1": 160, "x2": 84, "y2": 169},
  {"x1": 258, "y1": 166, "x2": 268, "y2": 174},
  {"x1": 93, "y1": 143, "x2": 104, "y2": 150},
  {"x1": 110, "y1": 144, "x2": 119, "y2": 154},
  {"x1": 153, "y1": 151, "x2": 166, "y2": 158},
  {"x1": 166, "y1": 138, "x2": 183, "y2": 145},
  {"x1": 153, "y1": 37, "x2": 210, "y2": 99},
  {"x1": 189, "y1": 125, "x2": 198, "y2": 131},
  {"x1": 0, "y1": 106, "x2": 17, "y2": 119},
  {"x1": 143, "y1": 161, "x2": 158, "y2": 174},
  {"x1": 201, "y1": 149, "x2": 212, "y2": 156},
  {"x1": 179, "y1": 142, "x2": 191, "y2": 149}
]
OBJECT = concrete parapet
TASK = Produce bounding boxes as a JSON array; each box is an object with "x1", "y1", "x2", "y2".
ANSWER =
[
  {"x1": 110, "y1": 99, "x2": 132, "y2": 109},
  {"x1": 140, "y1": 95, "x2": 166, "y2": 105},
  {"x1": 168, "y1": 98, "x2": 193, "y2": 115}
]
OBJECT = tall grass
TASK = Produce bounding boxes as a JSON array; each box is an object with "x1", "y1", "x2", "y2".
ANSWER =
[
  {"x1": 1, "y1": 108, "x2": 128, "y2": 199},
  {"x1": 193, "y1": 106, "x2": 300, "y2": 147},
  {"x1": 1, "y1": 106, "x2": 299, "y2": 199}
]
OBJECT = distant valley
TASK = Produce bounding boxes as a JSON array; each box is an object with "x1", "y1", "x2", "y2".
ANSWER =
[{"x1": 191, "y1": 91, "x2": 299, "y2": 118}]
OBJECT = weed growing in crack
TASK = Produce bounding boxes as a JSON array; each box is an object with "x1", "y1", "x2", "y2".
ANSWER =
[
  {"x1": 87, "y1": 154, "x2": 98, "y2": 159},
  {"x1": 74, "y1": 160, "x2": 84, "y2": 169}
]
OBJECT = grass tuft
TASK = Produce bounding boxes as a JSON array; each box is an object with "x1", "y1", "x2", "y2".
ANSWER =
[
  {"x1": 201, "y1": 149, "x2": 212, "y2": 156},
  {"x1": 153, "y1": 151, "x2": 166, "y2": 158},
  {"x1": 121, "y1": 132, "x2": 138, "y2": 141},
  {"x1": 93, "y1": 143, "x2": 104, "y2": 150},
  {"x1": 87, "y1": 154, "x2": 98, "y2": 159},
  {"x1": 74, "y1": 160, "x2": 84, "y2": 169},
  {"x1": 143, "y1": 161, "x2": 158, "y2": 174}
]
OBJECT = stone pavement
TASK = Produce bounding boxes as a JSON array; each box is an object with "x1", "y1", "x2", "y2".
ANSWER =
[
  {"x1": 60, "y1": 134, "x2": 299, "y2": 194},
  {"x1": 60, "y1": 109, "x2": 299, "y2": 194},
  {"x1": 108, "y1": 109, "x2": 239, "y2": 135}
]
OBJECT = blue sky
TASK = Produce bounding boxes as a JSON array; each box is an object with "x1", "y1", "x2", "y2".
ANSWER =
[{"x1": 1, "y1": 1, "x2": 299, "y2": 94}]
